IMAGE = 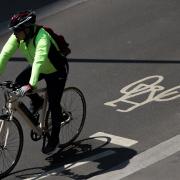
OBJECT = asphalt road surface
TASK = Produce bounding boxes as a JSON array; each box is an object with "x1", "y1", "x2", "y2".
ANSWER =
[{"x1": 1, "y1": 0, "x2": 180, "y2": 179}]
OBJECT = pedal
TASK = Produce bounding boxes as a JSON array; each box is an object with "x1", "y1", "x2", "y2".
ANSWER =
[{"x1": 30, "y1": 130, "x2": 41, "y2": 141}]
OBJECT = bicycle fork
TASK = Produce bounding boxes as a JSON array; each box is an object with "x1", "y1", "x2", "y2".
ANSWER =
[{"x1": 0, "y1": 120, "x2": 9, "y2": 148}]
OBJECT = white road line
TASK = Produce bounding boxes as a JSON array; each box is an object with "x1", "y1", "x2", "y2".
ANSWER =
[
  {"x1": 90, "y1": 132, "x2": 138, "y2": 147},
  {"x1": 88, "y1": 134, "x2": 180, "y2": 180},
  {"x1": 64, "y1": 150, "x2": 115, "y2": 170},
  {"x1": 37, "y1": 0, "x2": 92, "y2": 21},
  {"x1": 25, "y1": 150, "x2": 115, "y2": 180}
]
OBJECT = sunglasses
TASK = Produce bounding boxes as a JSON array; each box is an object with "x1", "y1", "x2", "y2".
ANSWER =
[{"x1": 13, "y1": 27, "x2": 24, "y2": 33}]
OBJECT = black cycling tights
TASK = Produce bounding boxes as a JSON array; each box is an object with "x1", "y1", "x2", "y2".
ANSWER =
[{"x1": 15, "y1": 65, "x2": 67, "y2": 136}]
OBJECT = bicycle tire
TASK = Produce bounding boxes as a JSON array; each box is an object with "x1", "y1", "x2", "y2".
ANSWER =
[
  {"x1": 0, "y1": 116, "x2": 24, "y2": 179},
  {"x1": 45, "y1": 87, "x2": 86, "y2": 148}
]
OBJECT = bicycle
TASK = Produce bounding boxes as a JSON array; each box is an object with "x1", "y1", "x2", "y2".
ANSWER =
[{"x1": 0, "y1": 80, "x2": 86, "y2": 179}]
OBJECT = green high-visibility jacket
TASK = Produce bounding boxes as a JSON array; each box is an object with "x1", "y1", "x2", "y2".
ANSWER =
[{"x1": 0, "y1": 27, "x2": 60, "y2": 87}]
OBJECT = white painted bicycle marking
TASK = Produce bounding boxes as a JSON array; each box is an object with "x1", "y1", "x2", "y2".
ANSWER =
[{"x1": 104, "y1": 75, "x2": 180, "y2": 112}]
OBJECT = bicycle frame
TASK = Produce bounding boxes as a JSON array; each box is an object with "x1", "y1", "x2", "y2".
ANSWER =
[{"x1": 4, "y1": 87, "x2": 49, "y2": 136}]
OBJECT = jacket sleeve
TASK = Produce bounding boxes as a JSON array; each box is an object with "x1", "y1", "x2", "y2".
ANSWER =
[
  {"x1": 0, "y1": 34, "x2": 19, "y2": 74},
  {"x1": 29, "y1": 29, "x2": 51, "y2": 87}
]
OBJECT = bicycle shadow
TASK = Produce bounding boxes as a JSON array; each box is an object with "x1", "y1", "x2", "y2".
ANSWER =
[{"x1": 9, "y1": 136, "x2": 137, "y2": 179}]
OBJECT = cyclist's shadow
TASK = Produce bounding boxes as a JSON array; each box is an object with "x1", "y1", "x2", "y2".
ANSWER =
[{"x1": 13, "y1": 136, "x2": 137, "y2": 179}]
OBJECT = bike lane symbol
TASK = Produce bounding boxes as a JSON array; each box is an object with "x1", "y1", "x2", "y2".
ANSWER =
[{"x1": 104, "y1": 75, "x2": 180, "y2": 112}]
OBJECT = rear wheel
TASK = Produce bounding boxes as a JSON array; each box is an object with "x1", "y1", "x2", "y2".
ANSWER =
[
  {"x1": 60, "y1": 87, "x2": 86, "y2": 147},
  {"x1": 0, "y1": 115, "x2": 23, "y2": 179},
  {"x1": 45, "y1": 87, "x2": 86, "y2": 148}
]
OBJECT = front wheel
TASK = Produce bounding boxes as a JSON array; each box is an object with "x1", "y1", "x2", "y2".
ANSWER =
[{"x1": 0, "y1": 115, "x2": 24, "y2": 179}]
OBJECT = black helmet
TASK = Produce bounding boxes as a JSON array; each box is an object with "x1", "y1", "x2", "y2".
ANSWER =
[{"x1": 9, "y1": 10, "x2": 36, "y2": 31}]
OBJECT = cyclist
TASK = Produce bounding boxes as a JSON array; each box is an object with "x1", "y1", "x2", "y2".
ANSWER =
[{"x1": 0, "y1": 10, "x2": 69, "y2": 154}]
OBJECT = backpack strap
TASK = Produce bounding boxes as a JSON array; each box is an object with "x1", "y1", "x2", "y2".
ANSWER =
[
  {"x1": 32, "y1": 25, "x2": 58, "y2": 50},
  {"x1": 33, "y1": 25, "x2": 42, "y2": 47}
]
